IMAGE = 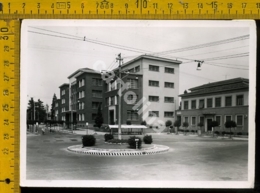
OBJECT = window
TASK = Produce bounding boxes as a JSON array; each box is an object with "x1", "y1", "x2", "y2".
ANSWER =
[
  {"x1": 79, "y1": 91, "x2": 85, "y2": 99},
  {"x1": 110, "y1": 96, "x2": 115, "y2": 105},
  {"x1": 184, "y1": 117, "x2": 189, "y2": 123},
  {"x1": 111, "y1": 81, "x2": 117, "y2": 90},
  {"x1": 127, "y1": 78, "x2": 138, "y2": 89},
  {"x1": 129, "y1": 68, "x2": 135, "y2": 73},
  {"x1": 199, "y1": 116, "x2": 204, "y2": 124},
  {"x1": 236, "y1": 115, "x2": 243, "y2": 126},
  {"x1": 184, "y1": 101, "x2": 189, "y2": 110},
  {"x1": 92, "y1": 102, "x2": 100, "y2": 109},
  {"x1": 149, "y1": 96, "x2": 159, "y2": 102},
  {"x1": 149, "y1": 111, "x2": 159, "y2": 117},
  {"x1": 92, "y1": 113, "x2": 97, "y2": 120},
  {"x1": 191, "y1": 100, "x2": 196, "y2": 109},
  {"x1": 62, "y1": 107, "x2": 65, "y2": 112},
  {"x1": 62, "y1": 90, "x2": 65, "y2": 95},
  {"x1": 207, "y1": 98, "x2": 213, "y2": 108},
  {"x1": 165, "y1": 97, "x2": 174, "y2": 103},
  {"x1": 79, "y1": 102, "x2": 85, "y2": 110},
  {"x1": 92, "y1": 90, "x2": 102, "y2": 98},
  {"x1": 127, "y1": 110, "x2": 138, "y2": 120},
  {"x1": 82, "y1": 114, "x2": 85, "y2": 121},
  {"x1": 106, "y1": 98, "x2": 109, "y2": 106},
  {"x1": 164, "y1": 111, "x2": 174, "y2": 117},
  {"x1": 55, "y1": 103, "x2": 58, "y2": 107},
  {"x1": 78, "y1": 114, "x2": 81, "y2": 121},
  {"x1": 216, "y1": 116, "x2": 221, "y2": 125},
  {"x1": 149, "y1": 65, "x2": 159, "y2": 72},
  {"x1": 79, "y1": 79, "x2": 85, "y2": 87},
  {"x1": 62, "y1": 99, "x2": 65, "y2": 104},
  {"x1": 165, "y1": 67, "x2": 174, "y2": 74},
  {"x1": 135, "y1": 66, "x2": 140, "y2": 72},
  {"x1": 215, "y1": 97, "x2": 221, "y2": 107},
  {"x1": 236, "y1": 95, "x2": 244, "y2": 106},
  {"x1": 62, "y1": 116, "x2": 65, "y2": 121},
  {"x1": 165, "y1": 82, "x2": 174, "y2": 88},
  {"x1": 192, "y1": 117, "x2": 196, "y2": 125},
  {"x1": 199, "y1": 99, "x2": 204, "y2": 109},
  {"x1": 225, "y1": 96, "x2": 232, "y2": 107},
  {"x1": 149, "y1": 80, "x2": 159, "y2": 87},
  {"x1": 92, "y1": 78, "x2": 102, "y2": 86},
  {"x1": 225, "y1": 115, "x2": 232, "y2": 122}
]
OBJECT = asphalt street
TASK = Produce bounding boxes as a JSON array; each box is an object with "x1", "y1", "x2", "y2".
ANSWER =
[{"x1": 26, "y1": 130, "x2": 248, "y2": 181}]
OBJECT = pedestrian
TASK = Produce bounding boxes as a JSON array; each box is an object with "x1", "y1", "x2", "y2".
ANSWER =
[{"x1": 41, "y1": 127, "x2": 45, "y2": 135}]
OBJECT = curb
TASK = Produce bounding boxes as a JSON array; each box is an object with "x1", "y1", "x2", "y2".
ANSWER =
[{"x1": 67, "y1": 144, "x2": 169, "y2": 156}]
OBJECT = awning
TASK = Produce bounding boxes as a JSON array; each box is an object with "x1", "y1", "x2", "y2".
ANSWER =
[{"x1": 109, "y1": 125, "x2": 147, "y2": 129}]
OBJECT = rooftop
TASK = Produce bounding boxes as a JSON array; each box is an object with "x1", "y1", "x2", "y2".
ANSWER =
[
  {"x1": 68, "y1": 67, "x2": 100, "y2": 79},
  {"x1": 179, "y1": 77, "x2": 249, "y2": 97}
]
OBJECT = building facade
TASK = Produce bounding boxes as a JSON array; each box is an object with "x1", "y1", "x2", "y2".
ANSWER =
[
  {"x1": 177, "y1": 78, "x2": 249, "y2": 133},
  {"x1": 103, "y1": 55, "x2": 182, "y2": 128}
]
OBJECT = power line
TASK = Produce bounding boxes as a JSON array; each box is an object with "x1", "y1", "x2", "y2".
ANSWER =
[
  {"x1": 28, "y1": 28, "x2": 150, "y2": 54},
  {"x1": 151, "y1": 35, "x2": 249, "y2": 56}
]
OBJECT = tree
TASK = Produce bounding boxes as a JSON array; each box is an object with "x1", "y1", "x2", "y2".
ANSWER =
[
  {"x1": 211, "y1": 120, "x2": 219, "y2": 137},
  {"x1": 50, "y1": 94, "x2": 57, "y2": 120},
  {"x1": 27, "y1": 97, "x2": 35, "y2": 121},
  {"x1": 27, "y1": 98, "x2": 47, "y2": 123},
  {"x1": 174, "y1": 120, "x2": 181, "y2": 134},
  {"x1": 165, "y1": 120, "x2": 172, "y2": 133},
  {"x1": 36, "y1": 99, "x2": 47, "y2": 122},
  {"x1": 183, "y1": 122, "x2": 189, "y2": 135},
  {"x1": 225, "y1": 120, "x2": 237, "y2": 138},
  {"x1": 95, "y1": 104, "x2": 103, "y2": 128},
  {"x1": 141, "y1": 121, "x2": 147, "y2": 126}
]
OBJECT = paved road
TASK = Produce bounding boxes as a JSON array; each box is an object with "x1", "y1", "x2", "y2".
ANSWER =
[{"x1": 26, "y1": 131, "x2": 248, "y2": 181}]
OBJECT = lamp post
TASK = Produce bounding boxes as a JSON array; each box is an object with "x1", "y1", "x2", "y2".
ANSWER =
[
  {"x1": 116, "y1": 53, "x2": 123, "y2": 140},
  {"x1": 135, "y1": 138, "x2": 139, "y2": 150}
]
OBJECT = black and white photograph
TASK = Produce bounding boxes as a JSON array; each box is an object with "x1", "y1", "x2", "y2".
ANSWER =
[{"x1": 20, "y1": 20, "x2": 256, "y2": 188}]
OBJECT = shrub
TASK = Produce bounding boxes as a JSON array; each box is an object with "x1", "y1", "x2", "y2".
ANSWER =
[
  {"x1": 222, "y1": 131, "x2": 226, "y2": 136},
  {"x1": 149, "y1": 126, "x2": 153, "y2": 129},
  {"x1": 170, "y1": 126, "x2": 173, "y2": 129},
  {"x1": 82, "y1": 135, "x2": 96, "y2": 147},
  {"x1": 155, "y1": 126, "x2": 158, "y2": 129},
  {"x1": 107, "y1": 139, "x2": 128, "y2": 144},
  {"x1": 191, "y1": 130, "x2": 195, "y2": 133},
  {"x1": 126, "y1": 120, "x2": 132, "y2": 125},
  {"x1": 104, "y1": 133, "x2": 114, "y2": 141},
  {"x1": 143, "y1": 135, "x2": 153, "y2": 144},
  {"x1": 141, "y1": 121, "x2": 147, "y2": 126},
  {"x1": 165, "y1": 120, "x2": 172, "y2": 127},
  {"x1": 214, "y1": 131, "x2": 220, "y2": 135},
  {"x1": 128, "y1": 136, "x2": 142, "y2": 149},
  {"x1": 237, "y1": 132, "x2": 242, "y2": 135}
]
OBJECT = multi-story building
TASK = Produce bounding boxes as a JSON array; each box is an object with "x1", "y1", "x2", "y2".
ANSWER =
[
  {"x1": 54, "y1": 99, "x2": 61, "y2": 121},
  {"x1": 67, "y1": 67, "x2": 104, "y2": 127},
  {"x1": 103, "y1": 55, "x2": 182, "y2": 128},
  {"x1": 59, "y1": 83, "x2": 70, "y2": 122},
  {"x1": 177, "y1": 77, "x2": 249, "y2": 133}
]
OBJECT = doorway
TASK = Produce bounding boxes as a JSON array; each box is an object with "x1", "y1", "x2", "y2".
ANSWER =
[
  {"x1": 109, "y1": 110, "x2": 114, "y2": 124},
  {"x1": 207, "y1": 119, "x2": 212, "y2": 131}
]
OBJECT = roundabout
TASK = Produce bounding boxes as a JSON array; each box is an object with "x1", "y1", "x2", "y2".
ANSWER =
[{"x1": 67, "y1": 144, "x2": 170, "y2": 156}]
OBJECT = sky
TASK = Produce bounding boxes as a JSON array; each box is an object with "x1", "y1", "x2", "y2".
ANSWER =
[{"x1": 23, "y1": 20, "x2": 252, "y2": 107}]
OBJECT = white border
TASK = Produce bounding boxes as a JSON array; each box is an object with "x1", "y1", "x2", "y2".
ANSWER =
[{"x1": 20, "y1": 20, "x2": 256, "y2": 188}]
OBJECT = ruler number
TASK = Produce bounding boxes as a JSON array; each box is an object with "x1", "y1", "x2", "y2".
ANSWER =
[
  {"x1": 198, "y1": 3, "x2": 203, "y2": 8},
  {"x1": 183, "y1": 3, "x2": 188, "y2": 9},
  {"x1": 51, "y1": 3, "x2": 54, "y2": 8},
  {"x1": 3, "y1": 133, "x2": 9, "y2": 140},
  {"x1": 4, "y1": 60, "x2": 9, "y2": 66},
  {"x1": 0, "y1": 36, "x2": 8, "y2": 40},
  {"x1": 153, "y1": 3, "x2": 158, "y2": 9},
  {"x1": 81, "y1": 3, "x2": 84, "y2": 9},
  {"x1": 207, "y1": 1, "x2": 218, "y2": 9},
  {"x1": 3, "y1": 89, "x2": 9, "y2": 96},
  {"x1": 37, "y1": 3, "x2": 40, "y2": 8},
  {"x1": 136, "y1": 0, "x2": 147, "y2": 9},
  {"x1": 2, "y1": 103, "x2": 9, "y2": 111},
  {"x1": 4, "y1": 119, "x2": 9, "y2": 125},
  {"x1": 22, "y1": 3, "x2": 26, "y2": 8},
  {"x1": 2, "y1": 148, "x2": 9, "y2": 155},
  {"x1": 3, "y1": 73, "x2": 9, "y2": 81},
  {"x1": 168, "y1": 3, "x2": 173, "y2": 9},
  {"x1": 67, "y1": 2, "x2": 70, "y2": 9},
  {"x1": 4, "y1": 45, "x2": 9, "y2": 52},
  {"x1": 241, "y1": 3, "x2": 247, "y2": 8},
  {"x1": 125, "y1": 3, "x2": 128, "y2": 9},
  {"x1": 227, "y1": 3, "x2": 233, "y2": 8}
]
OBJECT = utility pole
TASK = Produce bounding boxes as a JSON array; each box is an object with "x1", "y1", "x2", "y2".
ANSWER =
[{"x1": 116, "y1": 53, "x2": 123, "y2": 140}]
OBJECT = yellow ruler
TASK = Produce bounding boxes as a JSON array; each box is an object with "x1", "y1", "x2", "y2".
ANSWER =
[{"x1": 0, "y1": 0, "x2": 258, "y2": 192}]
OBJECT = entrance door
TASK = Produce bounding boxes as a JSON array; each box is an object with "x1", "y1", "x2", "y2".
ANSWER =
[
  {"x1": 109, "y1": 110, "x2": 114, "y2": 124},
  {"x1": 207, "y1": 119, "x2": 212, "y2": 131}
]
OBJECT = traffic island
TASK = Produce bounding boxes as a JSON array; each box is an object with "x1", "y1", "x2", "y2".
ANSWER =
[{"x1": 67, "y1": 144, "x2": 170, "y2": 156}]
